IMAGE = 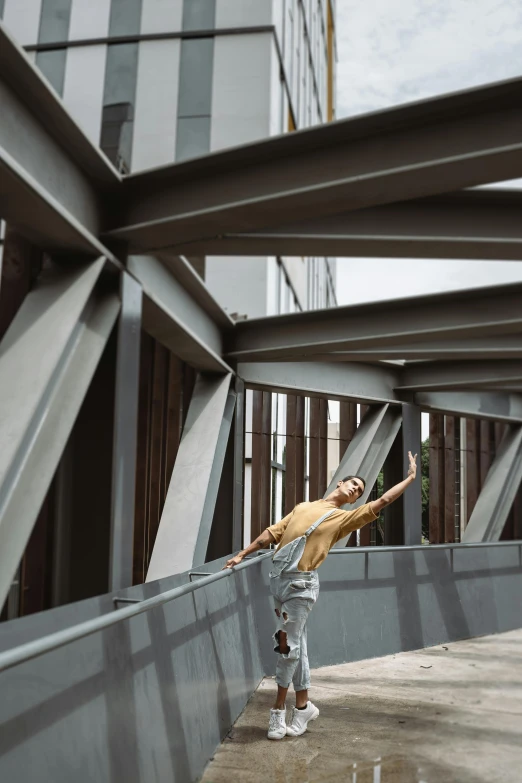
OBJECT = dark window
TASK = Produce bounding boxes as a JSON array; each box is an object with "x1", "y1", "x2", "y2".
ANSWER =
[
  {"x1": 36, "y1": 49, "x2": 67, "y2": 96},
  {"x1": 38, "y1": 0, "x2": 72, "y2": 43},
  {"x1": 101, "y1": 43, "x2": 139, "y2": 171},
  {"x1": 108, "y1": 0, "x2": 142, "y2": 37},
  {"x1": 182, "y1": 0, "x2": 216, "y2": 31}
]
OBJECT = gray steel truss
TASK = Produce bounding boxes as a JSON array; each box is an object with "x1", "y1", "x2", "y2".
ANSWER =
[
  {"x1": 414, "y1": 391, "x2": 522, "y2": 423},
  {"x1": 0, "y1": 258, "x2": 119, "y2": 606},
  {"x1": 399, "y1": 360, "x2": 522, "y2": 392},
  {"x1": 146, "y1": 373, "x2": 234, "y2": 581},
  {"x1": 237, "y1": 361, "x2": 400, "y2": 403},
  {"x1": 105, "y1": 76, "x2": 522, "y2": 251},
  {"x1": 326, "y1": 405, "x2": 403, "y2": 547},
  {"x1": 227, "y1": 283, "x2": 522, "y2": 361},
  {"x1": 161, "y1": 190, "x2": 522, "y2": 261},
  {"x1": 463, "y1": 425, "x2": 522, "y2": 542}
]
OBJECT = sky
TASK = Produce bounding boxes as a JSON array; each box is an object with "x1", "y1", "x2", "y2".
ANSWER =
[{"x1": 334, "y1": 0, "x2": 522, "y2": 306}]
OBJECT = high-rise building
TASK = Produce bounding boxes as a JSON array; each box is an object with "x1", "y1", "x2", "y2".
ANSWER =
[{"x1": 0, "y1": 0, "x2": 338, "y2": 317}]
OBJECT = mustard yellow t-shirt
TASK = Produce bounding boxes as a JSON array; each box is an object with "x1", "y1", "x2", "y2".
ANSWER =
[{"x1": 266, "y1": 499, "x2": 378, "y2": 572}]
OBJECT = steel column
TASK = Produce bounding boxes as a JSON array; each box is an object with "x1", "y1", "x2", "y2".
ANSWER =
[
  {"x1": 109, "y1": 273, "x2": 142, "y2": 592},
  {"x1": 429, "y1": 414, "x2": 445, "y2": 544},
  {"x1": 401, "y1": 404, "x2": 423, "y2": 545}
]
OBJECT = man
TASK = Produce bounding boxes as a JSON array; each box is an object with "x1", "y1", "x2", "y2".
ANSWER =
[{"x1": 224, "y1": 451, "x2": 417, "y2": 740}]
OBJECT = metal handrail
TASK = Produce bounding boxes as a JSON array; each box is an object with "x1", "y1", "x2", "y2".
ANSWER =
[
  {"x1": 0, "y1": 552, "x2": 272, "y2": 675},
  {"x1": 329, "y1": 540, "x2": 522, "y2": 554}
]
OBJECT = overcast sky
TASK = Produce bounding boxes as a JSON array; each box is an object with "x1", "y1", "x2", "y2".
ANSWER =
[{"x1": 334, "y1": 0, "x2": 522, "y2": 306}]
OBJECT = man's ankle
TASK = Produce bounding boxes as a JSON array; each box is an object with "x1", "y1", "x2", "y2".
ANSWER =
[{"x1": 273, "y1": 704, "x2": 285, "y2": 711}]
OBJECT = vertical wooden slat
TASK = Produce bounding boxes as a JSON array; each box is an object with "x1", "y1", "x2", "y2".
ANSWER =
[
  {"x1": 19, "y1": 492, "x2": 55, "y2": 616},
  {"x1": 163, "y1": 354, "x2": 183, "y2": 499},
  {"x1": 261, "y1": 391, "x2": 273, "y2": 527},
  {"x1": 285, "y1": 395, "x2": 298, "y2": 514},
  {"x1": 309, "y1": 398, "x2": 321, "y2": 500},
  {"x1": 466, "y1": 418, "x2": 480, "y2": 524},
  {"x1": 444, "y1": 416, "x2": 456, "y2": 543},
  {"x1": 479, "y1": 420, "x2": 493, "y2": 487},
  {"x1": 319, "y1": 398, "x2": 328, "y2": 497},
  {"x1": 339, "y1": 402, "x2": 357, "y2": 462},
  {"x1": 429, "y1": 414, "x2": 444, "y2": 544},
  {"x1": 295, "y1": 395, "x2": 305, "y2": 505},
  {"x1": 146, "y1": 342, "x2": 168, "y2": 566}
]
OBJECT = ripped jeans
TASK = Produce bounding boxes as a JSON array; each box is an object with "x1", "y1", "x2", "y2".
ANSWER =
[{"x1": 269, "y1": 571, "x2": 319, "y2": 691}]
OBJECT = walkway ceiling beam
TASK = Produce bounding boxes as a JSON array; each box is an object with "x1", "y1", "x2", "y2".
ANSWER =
[
  {"x1": 414, "y1": 390, "x2": 522, "y2": 423},
  {"x1": 238, "y1": 361, "x2": 400, "y2": 404},
  {"x1": 227, "y1": 283, "x2": 522, "y2": 361},
  {"x1": 0, "y1": 23, "x2": 119, "y2": 260},
  {"x1": 106, "y1": 75, "x2": 522, "y2": 250},
  {"x1": 398, "y1": 360, "x2": 522, "y2": 392},
  {"x1": 162, "y1": 189, "x2": 522, "y2": 261}
]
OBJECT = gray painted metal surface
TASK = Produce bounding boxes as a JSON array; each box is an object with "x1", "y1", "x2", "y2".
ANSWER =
[
  {"x1": 238, "y1": 361, "x2": 399, "y2": 403},
  {"x1": 228, "y1": 282, "x2": 522, "y2": 361},
  {"x1": 399, "y1": 359, "x2": 522, "y2": 392},
  {"x1": 0, "y1": 554, "x2": 268, "y2": 783},
  {"x1": 109, "y1": 273, "x2": 142, "y2": 592},
  {"x1": 0, "y1": 24, "x2": 119, "y2": 259},
  {"x1": 463, "y1": 426, "x2": 522, "y2": 542},
  {"x1": 107, "y1": 76, "x2": 522, "y2": 250},
  {"x1": 414, "y1": 390, "x2": 522, "y2": 423},
  {"x1": 163, "y1": 189, "x2": 522, "y2": 261},
  {"x1": 327, "y1": 406, "x2": 403, "y2": 546},
  {"x1": 401, "y1": 404, "x2": 423, "y2": 545},
  {"x1": 0, "y1": 259, "x2": 119, "y2": 606},
  {"x1": 146, "y1": 373, "x2": 234, "y2": 581},
  {"x1": 1, "y1": 545, "x2": 521, "y2": 783},
  {"x1": 127, "y1": 254, "x2": 231, "y2": 373}
]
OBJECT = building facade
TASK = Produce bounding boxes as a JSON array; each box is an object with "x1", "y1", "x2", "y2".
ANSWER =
[{"x1": 0, "y1": 0, "x2": 337, "y2": 318}]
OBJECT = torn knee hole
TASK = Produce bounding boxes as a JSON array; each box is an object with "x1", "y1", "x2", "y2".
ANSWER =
[
  {"x1": 282, "y1": 612, "x2": 288, "y2": 622},
  {"x1": 274, "y1": 608, "x2": 281, "y2": 617},
  {"x1": 274, "y1": 630, "x2": 291, "y2": 655}
]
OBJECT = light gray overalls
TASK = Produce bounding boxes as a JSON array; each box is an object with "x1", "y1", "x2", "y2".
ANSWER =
[{"x1": 269, "y1": 510, "x2": 335, "y2": 690}]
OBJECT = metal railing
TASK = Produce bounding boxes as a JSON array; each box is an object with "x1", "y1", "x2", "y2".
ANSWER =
[
  {"x1": 329, "y1": 540, "x2": 522, "y2": 554},
  {"x1": 0, "y1": 552, "x2": 272, "y2": 675}
]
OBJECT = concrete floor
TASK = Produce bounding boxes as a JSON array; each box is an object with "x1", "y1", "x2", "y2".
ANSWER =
[{"x1": 201, "y1": 630, "x2": 522, "y2": 783}]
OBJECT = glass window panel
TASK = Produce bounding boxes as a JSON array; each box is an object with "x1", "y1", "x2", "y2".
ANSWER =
[
  {"x1": 103, "y1": 43, "x2": 139, "y2": 169},
  {"x1": 182, "y1": 0, "x2": 215, "y2": 31},
  {"x1": 176, "y1": 116, "x2": 211, "y2": 161},
  {"x1": 36, "y1": 49, "x2": 67, "y2": 95},
  {"x1": 178, "y1": 38, "x2": 214, "y2": 117},
  {"x1": 38, "y1": 0, "x2": 72, "y2": 43},
  {"x1": 0, "y1": 0, "x2": 6, "y2": 19},
  {"x1": 109, "y1": 0, "x2": 142, "y2": 37}
]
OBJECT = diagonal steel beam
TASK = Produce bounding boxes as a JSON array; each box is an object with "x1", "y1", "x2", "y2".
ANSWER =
[
  {"x1": 297, "y1": 336, "x2": 522, "y2": 363},
  {"x1": 326, "y1": 405, "x2": 403, "y2": 547},
  {"x1": 238, "y1": 361, "x2": 400, "y2": 404},
  {"x1": 160, "y1": 189, "x2": 522, "y2": 261},
  {"x1": 106, "y1": 76, "x2": 522, "y2": 250},
  {"x1": 0, "y1": 259, "x2": 120, "y2": 606},
  {"x1": 414, "y1": 390, "x2": 522, "y2": 423},
  {"x1": 398, "y1": 360, "x2": 522, "y2": 392},
  {"x1": 146, "y1": 373, "x2": 234, "y2": 581},
  {"x1": 227, "y1": 283, "x2": 522, "y2": 361},
  {"x1": 0, "y1": 23, "x2": 119, "y2": 260},
  {"x1": 127, "y1": 255, "x2": 232, "y2": 373},
  {"x1": 462, "y1": 425, "x2": 522, "y2": 542}
]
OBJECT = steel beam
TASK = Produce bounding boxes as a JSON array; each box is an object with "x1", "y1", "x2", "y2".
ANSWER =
[
  {"x1": 415, "y1": 390, "x2": 522, "y2": 423},
  {"x1": 109, "y1": 273, "x2": 142, "y2": 592},
  {"x1": 401, "y1": 404, "x2": 423, "y2": 545},
  {"x1": 146, "y1": 373, "x2": 234, "y2": 581},
  {"x1": 325, "y1": 405, "x2": 403, "y2": 547},
  {"x1": 0, "y1": 259, "x2": 120, "y2": 606},
  {"x1": 399, "y1": 360, "x2": 522, "y2": 392},
  {"x1": 163, "y1": 189, "x2": 522, "y2": 261},
  {"x1": 299, "y1": 336, "x2": 522, "y2": 363},
  {"x1": 228, "y1": 283, "x2": 522, "y2": 361},
  {"x1": 106, "y1": 76, "x2": 522, "y2": 250},
  {"x1": 0, "y1": 24, "x2": 119, "y2": 259},
  {"x1": 462, "y1": 425, "x2": 522, "y2": 542},
  {"x1": 237, "y1": 361, "x2": 399, "y2": 403},
  {"x1": 127, "y1": 255, "x2": 231, "y2": 373}
]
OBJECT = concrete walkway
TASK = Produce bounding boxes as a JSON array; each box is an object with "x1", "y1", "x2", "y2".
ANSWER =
[{"x1": 201, "y1": 630, "x2": 522, "y2": 783}]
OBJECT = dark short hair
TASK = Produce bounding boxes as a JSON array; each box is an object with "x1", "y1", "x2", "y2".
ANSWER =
[{"x1": 340, "y1": 475, "x2": 366, "y2": 493}]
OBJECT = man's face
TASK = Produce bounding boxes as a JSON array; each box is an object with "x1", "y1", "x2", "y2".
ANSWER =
[{"x1": 337, "y1": 477, "x2": 364, "y2": 504}]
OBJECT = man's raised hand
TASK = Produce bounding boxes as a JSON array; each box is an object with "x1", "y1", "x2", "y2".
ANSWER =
[{"x1": 408, "y1": 450, "x2": 418, "y2": 480}]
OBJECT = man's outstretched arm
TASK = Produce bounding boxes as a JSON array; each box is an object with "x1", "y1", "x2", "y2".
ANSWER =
[
  {"x1": 370, "y1": 450, "x2": 417, "y2": 515},
  {"x1": 222, "y1": 529, "x2": 274, "y2": 569}
]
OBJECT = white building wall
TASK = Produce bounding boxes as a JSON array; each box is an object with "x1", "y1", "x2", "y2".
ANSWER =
[
  {"x1": 68, "y1": 0, "x2": 111, "y2": 40},
  {"x1": 62, "y1": 46, "x2": 107, "y2": 144},
  {"x1": 215, "y1": 0, "x2": 272, "y2": 29},
  {"x1": 139, "y1": 0, "x2": 183, "y2": 34},
  {"x1": 3, "y1": 0, "x2": 42, "y2": 45},
  {"x1": 132, "y1": 40, "x2": 181, "y2": 171}
]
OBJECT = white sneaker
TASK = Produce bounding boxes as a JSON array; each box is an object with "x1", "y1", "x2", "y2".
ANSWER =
[
  {"x1": 267, "y1": 708, "x2": 287, "y2": 740},
  {"x1": 286, "y1": 701, "x2": 320, "y2": 737}
]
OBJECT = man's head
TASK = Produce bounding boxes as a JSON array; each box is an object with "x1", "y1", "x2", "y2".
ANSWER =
[{"x1": 336, "y1": 475, "x2": 365, "y2": 504}]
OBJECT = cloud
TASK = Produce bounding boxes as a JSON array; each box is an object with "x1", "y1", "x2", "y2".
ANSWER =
[{"x1": 336, "y1": 0, "x2": 522, "y2": 117}]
